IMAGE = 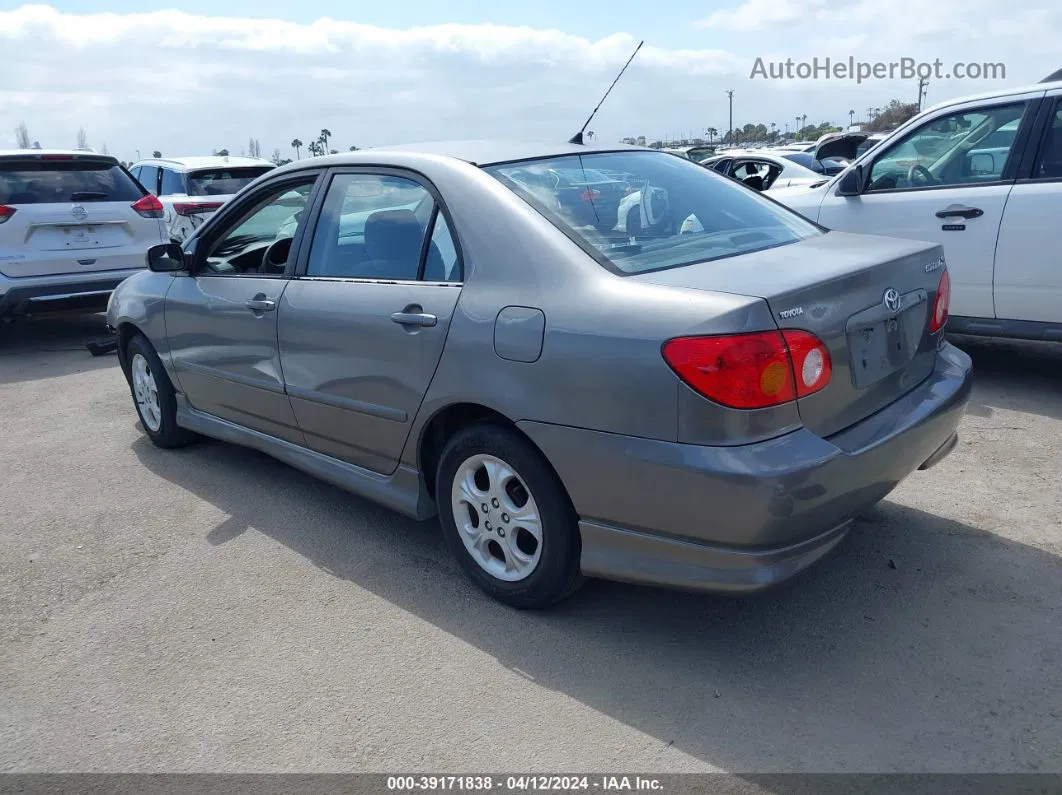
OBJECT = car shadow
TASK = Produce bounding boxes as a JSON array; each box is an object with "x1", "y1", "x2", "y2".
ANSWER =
[
  {"x1": 0, "y1": 313, "x2": 117, "y2": 385},
  {"x1": 132, "y1": 434, "x2": 1062, "y2": 773},
  {"x1": 949, "y1": 334, "x2": 1062, "y2": 422}
]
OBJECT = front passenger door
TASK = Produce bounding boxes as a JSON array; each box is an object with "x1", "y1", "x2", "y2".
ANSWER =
[
  {"x1": 816, "y1": 98, "x2": 1038, "y2": 320},
  {"x1": 165, "y1": 175, "x2": 320, "y2": 444},
  {"x1": 278, "y1": 171, "x2": 463, "y2": 475}
]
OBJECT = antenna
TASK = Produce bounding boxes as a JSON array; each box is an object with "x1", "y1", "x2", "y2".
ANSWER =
[{"x1": 569, "y1": 40, "x2": 644, "y2": 145}]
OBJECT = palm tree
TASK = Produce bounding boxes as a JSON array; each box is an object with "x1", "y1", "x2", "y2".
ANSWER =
[
  {"x1": 319, "y1": 129, "x2": 331, "y2": 153},
  {"x1": 795, "y1": 116, "x2": 802, "y2": 140},
  {"x1": 705, "y1": 127, "x2": 717, "y2": 144},
  {"x1": 769, "y1": 122, "x2": 777, "y2": 141},
  {"x1": 291, "y1": 138, "x2": 302, "y2": 160},
  {"x1": 848, "y1": 109, "x2": 855, "y2": 127}
]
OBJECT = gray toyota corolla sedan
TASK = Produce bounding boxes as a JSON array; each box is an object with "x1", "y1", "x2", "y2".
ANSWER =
[{"x1": 107, "y1": 140, "x2": 972, "y2": 608}]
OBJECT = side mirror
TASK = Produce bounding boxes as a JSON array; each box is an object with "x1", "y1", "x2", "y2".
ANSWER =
[
  {"x1": 835, "y1": 164, "x2": 864, "y2": 197},
  {"x1": 967, "y1": 152, "x2": 995, "y2": 176},
  {"x1": 147, "y1": 242, "x2": 186, "y2": 273}
]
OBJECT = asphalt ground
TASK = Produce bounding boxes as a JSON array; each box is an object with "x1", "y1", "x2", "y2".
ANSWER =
[{"x1": 1, "y1": 314, "x2": 1059, "y2": 773}]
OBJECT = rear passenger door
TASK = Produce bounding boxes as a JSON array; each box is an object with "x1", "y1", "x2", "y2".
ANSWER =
[
  {"x1": 992, "y1": 93, "x2": 1062, "y2": 324},
  {"x1": 278, "y1": 170, "x2": 463, "y2": 475}
]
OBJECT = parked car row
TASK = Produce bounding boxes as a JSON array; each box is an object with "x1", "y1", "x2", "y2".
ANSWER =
[{"x1": 0, "y1": 153, "x2": 275, "y2": 322}]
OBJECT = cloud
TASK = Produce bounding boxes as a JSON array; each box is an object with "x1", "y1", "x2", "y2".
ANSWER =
[
  {"x1": 1, "y1": 4, "x2": 745, "y2": 156},
  {"x1": 695, "y1": 0, "x2": 824, "y2": 31},
  {"x1": 1, "y1": 3, "x2": 1058, "y2": 159}
]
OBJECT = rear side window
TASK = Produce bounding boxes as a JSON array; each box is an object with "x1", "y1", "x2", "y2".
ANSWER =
[
  {"x1": 160, "y1": 168, "x2": 186, "y2": 195},
  {"x1": 188, "y1": 167, "x2": 274, "y2": 196},
  {"x1": 0, "y1": 160, "x2": 144, "y2": 205},
  {"x1": 137, "y1": 165, "x2": 159, "y2": 194}
]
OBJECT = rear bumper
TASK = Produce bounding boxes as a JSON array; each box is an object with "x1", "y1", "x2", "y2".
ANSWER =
[
  {"x1": 518, "y1": 342, "x2": 972, "y2": 593},
  {"x1": 0, "y1": 268, "x2": 143, "y2": 318}
]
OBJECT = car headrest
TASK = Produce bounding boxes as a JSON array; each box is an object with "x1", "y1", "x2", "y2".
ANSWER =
[{"x1": 364, "y1": 209, "x2": 423, "y2": 278}]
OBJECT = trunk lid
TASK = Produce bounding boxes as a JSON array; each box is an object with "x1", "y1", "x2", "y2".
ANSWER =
[{"x1": 632, "y1": 231, "x2": 947, "y2": 438}]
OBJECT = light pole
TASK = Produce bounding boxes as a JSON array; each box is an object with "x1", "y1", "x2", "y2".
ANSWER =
[
  {"x1": 917, "y1": 77, "x2": 930, "y2": 111},
  {"x1": 726, "y1": 89, "x2": 734, "y2": 146}
]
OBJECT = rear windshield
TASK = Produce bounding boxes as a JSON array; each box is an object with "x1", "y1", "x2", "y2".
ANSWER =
[
  {"x1": 485, "y1": 151, "x2": 820, "y2": 275},
  {"x1": 188, "y1": 167, "x2": 274, "y2": 196},
  {"x1": 0, "y1": 159, "x2": 144, "y2": 205}
]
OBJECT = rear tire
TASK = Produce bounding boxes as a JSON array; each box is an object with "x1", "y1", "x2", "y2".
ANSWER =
[
  {"x1": 436, "y1": 423, "x2": 584, "y2": 609},
  {"x1": 124, "y1": 333, "x2": 195, "y2": 449}
]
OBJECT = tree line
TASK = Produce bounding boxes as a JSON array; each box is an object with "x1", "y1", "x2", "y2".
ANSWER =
[
  {"x1": 11, "y1": 121, "x2": 359, "y2": 168},
  {"x1": 624, "y1": 98, "x2": 920, "y2": 148}
]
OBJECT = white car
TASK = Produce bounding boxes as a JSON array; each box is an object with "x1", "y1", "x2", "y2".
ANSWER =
[
  {"x1": 130, "y1": 156, "x2": 276, "y2": 243},
  {"x1": 701, "y1": 151, "x2": 828, "y2": 191},
  {"x1": 773, "y1": 78, "x2": 1062, "y2": 341},
  {"x1": 0, "y1": 149, "x2": 166, "y2": 321}
]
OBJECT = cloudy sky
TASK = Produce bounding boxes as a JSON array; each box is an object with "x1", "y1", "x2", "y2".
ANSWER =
[{"x1": 2, "y1": 1, "x2": 1057, "y2": 160}]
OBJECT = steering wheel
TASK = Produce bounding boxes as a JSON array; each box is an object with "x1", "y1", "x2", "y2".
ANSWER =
[
  {"x1": 906, "y1": 164, "x2": 934, "y2": 188},
  {"x1": 261, "y1": 237, "x2": 292, "y2": 274}
]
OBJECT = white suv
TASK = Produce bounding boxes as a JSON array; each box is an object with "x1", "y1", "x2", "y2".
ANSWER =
[
  {"x1": 772, "y1": 78, "x2": 1062, "y2": 342},
  {"x1": 130, "y1": 156, "x2": 276, "y2": 243},
  {"x1": 0, "y1": 150, "x2": 166, "y2": 321}
]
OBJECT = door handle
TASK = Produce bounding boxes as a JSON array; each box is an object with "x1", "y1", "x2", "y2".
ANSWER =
[
  {"x1": 245, "y1": 297, "x2": 276, "y2": 312},
  {"x1": 390, "y1": 311, "x2": 437, "y2": 328},
  {"x1": 935, "y1": 205, "x2": 983, "y2": 219}
]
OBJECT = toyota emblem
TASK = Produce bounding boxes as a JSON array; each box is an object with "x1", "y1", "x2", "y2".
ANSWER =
[
  {"x1": 882, "y1": 288, "x2": 901, "y2": 313},
  {"x1": 71, "y1": 204, "x2": 88, "y2": 221}
]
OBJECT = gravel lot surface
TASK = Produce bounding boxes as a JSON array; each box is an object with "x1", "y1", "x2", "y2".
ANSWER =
[{"x1": 1, "y1": 315, "x2": 1060, "y2": 773}]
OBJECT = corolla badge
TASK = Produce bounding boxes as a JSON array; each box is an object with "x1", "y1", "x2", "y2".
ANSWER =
[
  {"x1": 925, "y1": 255, "x2": 945, "y2": 273},
  {"x1": 71, "y1": 204, "x2": 88, "y2": 220},
  {"x1": 883, "y1": 288, "x2": 901, "y2": 313}
]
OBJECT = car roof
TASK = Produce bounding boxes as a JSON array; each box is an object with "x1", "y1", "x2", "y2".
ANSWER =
[
  {"x1": 283, "y1": 140, "x2": 648, "y2": 169},
  {"x1": 923, "y1": 79, "x2": 1062, "y2": 115},
  {"x1": 0, "y1": 149, "x2": 117, "y2": 162},
  {"x1": 131, "y1": 156, "x2": 276, "y2": 170}
]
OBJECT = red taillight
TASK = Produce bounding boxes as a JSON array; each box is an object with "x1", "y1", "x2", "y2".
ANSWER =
[
  {"x1": 173, "y1": 201, "x2": 223, "y2": 216},
  {"x1": 781, "y1": 330, "x2": 832, "y2": 397},
  {"x1": 929, "y1": 269, "x2": 950, "y2": 333},
  {"x1": 131, "y1": 194, "x2": 164, "y2": 219},
  {"x1": 580, "y1": 188, "x2": 600, "y2": 201},
  {"x1": 0, "y1": 204, "x2": 15, "y2": 224},
  {"x1": 663, "y1": 332, "x2": 795, "y2": 409},
  {"x1": 662, "y1": 330, "x2": 831, "y2": 409}
]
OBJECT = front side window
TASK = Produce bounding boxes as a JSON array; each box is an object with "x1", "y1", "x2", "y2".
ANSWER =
[
  {"x1": 867, "y1": 102, "x2": 1027, "y2": 191},
  {"x1": 188, "y1": 167, "x2": 274, "y2": 197},
  {"x1": 486, "y1": 151, "x2": 820, "y2": 276},
  {"x1": 306, "y1": 173, "x2": 435, "y2": 280},
  {"x1": 159, "y1": 168, "x2": 186, "y2": 196},
  {"x1": 0, "y1": 159, "x2": 145, "y2": 205},
  {"x1": 201, "y1": 178, "x2": 316, "y2": 276}
]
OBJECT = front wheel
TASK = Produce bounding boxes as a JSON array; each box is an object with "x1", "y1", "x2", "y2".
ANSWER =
[
  {"x1": 124, "y1": 333, "x2": 195, "y2": 449},
  {"x1": 436, "y1": 424, "x2": 583, "y2": 609}
]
